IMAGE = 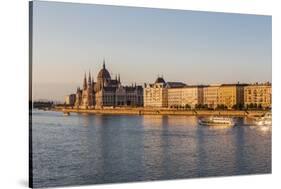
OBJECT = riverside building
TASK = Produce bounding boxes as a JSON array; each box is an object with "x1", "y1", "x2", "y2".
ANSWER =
[
  {"x1": 244, "y1": 82, "x2": 272, "y2": 109},
  {"x1": 217, "y1": 84, "x2": 246, "y2": 109},
  {"x1": 144, "y1": 76, "x2": 204, "y2": 108},
  {"x1": 64, "y1": 94, "x2": 76, "y2": 106},
  {"x1": 167, "y1": 86, "x2": 204, "y2": 108},
  {"x1": 143, "y1": 77, "x2": 169, "y2": 108},
  {"x1": 143, "y1": 77, "x2": 186, "y2": 108},
  {"x1": 203, "y1": 84, "x2": 220, "y2": 109},
  {"x1": 74, "y1": 60, "x2": 143, "y2": 109}
]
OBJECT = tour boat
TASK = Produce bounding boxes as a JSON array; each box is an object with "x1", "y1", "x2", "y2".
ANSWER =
[
  {"x1": 255, "y1": 112, "x2": 272, "y2": 126},
  {"x1": 199, "y1": 116, "x2": 235, "y2": 127}
]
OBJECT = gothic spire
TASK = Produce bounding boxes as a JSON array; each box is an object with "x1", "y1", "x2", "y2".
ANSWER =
[
  {"x1": 103, "y1": 59, "x2": 105, "y2": 69},
  {"x1": 88, "y1": 70, "x2": 92, "y2": 89},
  {"x1": 83, "y1": 72, "x2": 87, "y2": 90},
  {"x1": 88, "y1": 71, "x2": 91, "y2": 83}
]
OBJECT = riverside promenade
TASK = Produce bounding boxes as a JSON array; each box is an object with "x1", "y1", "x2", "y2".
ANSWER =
[{"x1": 54, "y1": 107, "x2": 267, "y2": 117}]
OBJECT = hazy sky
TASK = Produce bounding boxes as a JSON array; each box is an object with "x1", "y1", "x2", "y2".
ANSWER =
[{"x1": 32, "y1": 1, "x2": 272, "y2": 101}]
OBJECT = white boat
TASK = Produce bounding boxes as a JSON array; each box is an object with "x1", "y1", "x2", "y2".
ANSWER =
[
  {"x1": 199, "y1": 116, "x2": 235, "y2": 127},
  {"x1": 255, "y1": 112, "x2": 272, "y2": 126}
]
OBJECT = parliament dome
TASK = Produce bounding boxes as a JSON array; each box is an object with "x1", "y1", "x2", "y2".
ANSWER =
[{"x1": 97, "y1": 61, "x2": 111, "y2": 81}]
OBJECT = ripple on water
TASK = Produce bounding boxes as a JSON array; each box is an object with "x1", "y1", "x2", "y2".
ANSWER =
[{"x1": 31, "y1": 110, "x2": 272, "y2": 187}]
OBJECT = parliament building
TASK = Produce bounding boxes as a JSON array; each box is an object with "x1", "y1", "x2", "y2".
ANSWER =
[{"x1": 72, "y1": 60, "x2": 143, "y2": 109}]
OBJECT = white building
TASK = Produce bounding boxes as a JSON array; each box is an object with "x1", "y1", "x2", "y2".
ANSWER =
[
  {"x1": 168, "y1": 86, "x2": 204, "y2": 108},
  {"x1": 65, "y1": 94, "x2": 76, "y2": 106},
  {"x1": 144, "y1": 77, "x2": 168, "y2": 108}
]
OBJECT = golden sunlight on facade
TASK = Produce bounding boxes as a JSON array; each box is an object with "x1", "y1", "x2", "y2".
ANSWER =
[
  {"x1": 167, "y1": 86, "x2": 204, "y2": 108},
  {"x1": 143, "y1": 77, "x2": 271, "y2": 110},
  {"x1": 143, "y1": 77, "x2": 168, "y2": 108},
  {"x1": 203, "y1": 85, "x2": 220, "y2": 109},
  {"x1": 244, "y1": 83, "x2": 272, "y2": 108},
  {"x1": 218, "y1": 84, "x2": 246, "y2": 109},
  {"x1": 66, "y1": 73, "x2": 272, "y2": 110}
]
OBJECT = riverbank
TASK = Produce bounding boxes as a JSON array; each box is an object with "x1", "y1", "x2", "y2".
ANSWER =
[{"x1": 53, "y1": 107, "x2": 268, "y2": 117}]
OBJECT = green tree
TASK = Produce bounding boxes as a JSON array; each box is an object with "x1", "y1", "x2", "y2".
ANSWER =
[
  {"x1": 185, "y1": 104, "x2": 191, "y2": 110},
  {"x1": 249, "y1": 103, "x2": 254, "y2": 109},
  {"x1": 238, "y1": 103, "x2": 244, "y2": 110},
  {"x1": 253, "y1": 103, "x2": 258, "y2": 109}
]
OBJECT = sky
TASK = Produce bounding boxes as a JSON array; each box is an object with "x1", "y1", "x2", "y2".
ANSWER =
[{"x1": 32, "y1": 1, "x2": 272, "y2": 102}]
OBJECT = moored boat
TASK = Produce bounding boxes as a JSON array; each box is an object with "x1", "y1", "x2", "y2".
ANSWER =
[{"x1": 199, "y1": 116, "x2": 235, "y2": 127}]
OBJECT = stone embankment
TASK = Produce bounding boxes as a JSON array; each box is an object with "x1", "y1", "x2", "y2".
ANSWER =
[{"x1": 54, "y1": 107, "x2": 267, "y2": 117}]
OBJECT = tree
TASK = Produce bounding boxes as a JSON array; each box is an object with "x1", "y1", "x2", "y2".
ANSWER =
[
  {"x1": 249, "y1": 103, "x2": 254, "y2": 109},
  {"x1": 185, "y1": 104, "x2": 191, "y2": 110},
  {"x1": 253, "y1": 103, "x2": 258, "y2": 109},
  {"x1": 232, "y1": 103, "x2": 243, "y2": 110},
  {"x1": 195, "y1": 104, "x2": 200, "y2": 109},
  {"x1": 238, "y1": 103, "x2": 244, "y2": 110},
  {"x1": 216, "y1": 104, "x2": 227, "y2": 110}
]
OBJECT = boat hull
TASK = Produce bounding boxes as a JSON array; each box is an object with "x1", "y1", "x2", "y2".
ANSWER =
[{"x1": 198, "y1": 117, "x2": 235, "y2": 127}]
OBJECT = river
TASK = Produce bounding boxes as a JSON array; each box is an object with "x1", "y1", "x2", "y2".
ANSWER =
[{"x1": 31, "y1": 110, "x2": 271, "y2": 188}]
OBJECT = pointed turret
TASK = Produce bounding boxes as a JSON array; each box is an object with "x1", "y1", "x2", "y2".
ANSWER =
[
  {"x1": 103, "y1": 59, "x2": 106, "y2": 69},
  {"x1": 118, "y1": 74, "x2": 120, "y2": 83},
  {"x1": 88, "y1": 71, "x2": 91, "y2": 84},
  {"x1": 87, "y1": 71, "x2": 92, "y2": 91},
  {"x1": 92, "y1": 71, "x2": 95, "y2": 92},
  {"x1": 83, "y1": 72, "x2": 87, "y2": 90}
]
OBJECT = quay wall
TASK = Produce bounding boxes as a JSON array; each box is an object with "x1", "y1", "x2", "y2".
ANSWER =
[{"x1": 54, "y1": 107, "x2": 267, "y2": 117}]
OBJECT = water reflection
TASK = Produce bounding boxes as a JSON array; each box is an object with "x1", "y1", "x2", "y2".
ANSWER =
[
  {"x1": 167, "y1": 116, "x2": 198, "y2": 126},
  {"x1": 142, "y1": 115, "x2": 167, "y2": 127},
  {"x1": 32, "y1": 111, "x2": 271, "y2": 187}
]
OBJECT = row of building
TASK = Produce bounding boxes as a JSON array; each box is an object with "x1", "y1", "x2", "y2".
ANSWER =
[
  {"x1": 143, "y1": 78, "x2": 271, "y2": 109},
  {"x1": 65, "y1": 61, "x2": 271, "y2": 109}
]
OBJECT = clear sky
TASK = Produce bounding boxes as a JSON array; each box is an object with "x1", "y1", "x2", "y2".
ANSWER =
[{"x1": 32, "y1": 1, "x2": 272, "y2": 102}]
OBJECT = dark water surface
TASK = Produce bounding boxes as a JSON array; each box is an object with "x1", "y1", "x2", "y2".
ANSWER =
[{"x1": 31, "y1": 110, "x2": 271, "y2": 188}]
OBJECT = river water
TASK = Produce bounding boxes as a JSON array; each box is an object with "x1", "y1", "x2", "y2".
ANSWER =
[{"x1": 31, "y1": 110, "x2": 271, "y2": 188}]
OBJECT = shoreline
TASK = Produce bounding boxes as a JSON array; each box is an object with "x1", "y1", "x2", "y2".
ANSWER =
[{"x1": 52, "y1": 107, "x2": 268, "y2": 117}]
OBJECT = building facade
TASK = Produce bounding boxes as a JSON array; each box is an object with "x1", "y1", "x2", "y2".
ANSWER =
[
  {"x1": 144, "y1": 76, "x2": 205, "y2": 109},
  {"x1": 218, "y1": 84, "x2": 246, "y2": 109},
  {"x1": 74, "y1": 60, "x2": 143, "y2": 109},
  {"x1": 65, "y1": 94, "x2": 76, "y2": 106},
  {"x1": 244, "y1": 83, "x2": 272, "y2": 108},
  {"x1": 144, "y1": 77, "x2": 168, "y2": 108},
  {"x1": 203, "y1": 85, "x2": 220, "y2": 109},
  {"x1": 168, "y1": 86, "x2": 204, "y2": 108}
]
